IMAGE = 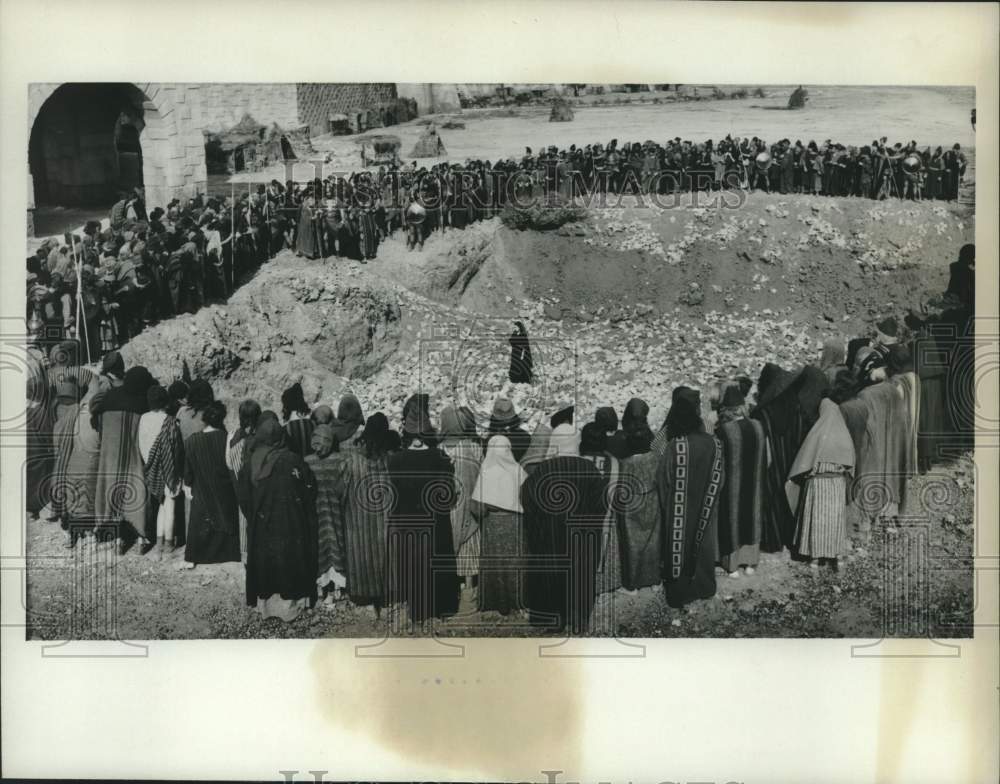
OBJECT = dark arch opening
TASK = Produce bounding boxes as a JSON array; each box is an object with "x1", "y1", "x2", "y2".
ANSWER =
[{"x1": 29, "y1": 83, "x2": 150, "y2": 212}]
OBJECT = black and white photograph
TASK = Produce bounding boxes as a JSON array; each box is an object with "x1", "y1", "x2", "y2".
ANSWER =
[
  {"x1": 19, "y1": 79, "x2": 980, "y2": 640},
  {"x1": 1, "y1": 3, "x2": 997, "y2": 783}
]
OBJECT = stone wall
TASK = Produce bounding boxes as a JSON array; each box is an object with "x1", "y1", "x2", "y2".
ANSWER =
[
  {"x1": 396, "y1": 83, "x2": 462, "y2": 115},
  {"x1": 196, "y1": 83, "x2": 301, "y2": 131},
  {"x1": 295, "y1": 83, "x2": 398, "y2": 135}
]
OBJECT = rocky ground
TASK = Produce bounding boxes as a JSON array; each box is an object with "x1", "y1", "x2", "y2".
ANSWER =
[{"x1": 25, "y1": 188, "x2": 977, "y2": 640}]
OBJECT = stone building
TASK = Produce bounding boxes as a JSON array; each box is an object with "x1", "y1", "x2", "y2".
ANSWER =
[{"x1": 27, "y1": 82, "x2": 463, "y2": 236}]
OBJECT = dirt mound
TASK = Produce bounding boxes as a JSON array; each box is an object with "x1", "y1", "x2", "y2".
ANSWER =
[
  {"x1": 121, "y1": 256, "x2": 402, "y2": 417},
  {"x1": 372, "y1": 193, "x2": 972, "y2": 335}
]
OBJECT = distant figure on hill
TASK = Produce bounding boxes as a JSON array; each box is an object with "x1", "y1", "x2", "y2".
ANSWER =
[{"x1": 508, "y1": 321, "x2": 533, "y2": 384}]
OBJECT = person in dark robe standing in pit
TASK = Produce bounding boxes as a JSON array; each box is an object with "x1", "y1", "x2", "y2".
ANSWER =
[
  {"x1": 658, "y1": 390, "x2": 725, "y2": 609},
  {"x1": 239, "y1": 415, "x2": 318, "y2": 622},
  {"x1": 508, "y1": 321, "x2": 533, "y2": 384},
  {"x1": 181, "y1": 401, "x2": 240, "y2": 568},
  {"x1": 520, "y1": 423, "x2": 608, "y2": 634},
  {"x1": 715, "y1": 383, "x2": 766, "y2": 578},
  {"x1": 386, "y1": 402, "x2": 460, "y2": 628}
]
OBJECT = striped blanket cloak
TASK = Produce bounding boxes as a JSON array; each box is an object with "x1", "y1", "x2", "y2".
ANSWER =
[
  {"x1": 94, "y1": 408, "x2": 147, "y2": 535},
  {"x1": 325, "y1": 450, "x2": 390, "y2": 605},
  {"x1": 305, "y1": 452, "x2": 348, "y2": 590},
  {"x1": 657, "y1": 433, "x2": 725, "y2": 609},
  {"x1": 715, "y1": 417, "x2": 766, "y2": 571}
]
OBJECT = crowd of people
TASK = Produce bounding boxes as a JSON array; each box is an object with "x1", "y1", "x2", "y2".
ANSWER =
[
  {"x1": 26, "y1": 133, "x2": 970, "y2": 365},
  {"x1": 24, "y1": 244, "x2": 975, "y2": 632}
]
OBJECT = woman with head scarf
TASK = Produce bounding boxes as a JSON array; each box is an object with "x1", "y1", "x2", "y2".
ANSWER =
[
  {"x1": 281, "y1": 382, "x2": 314, "y2": 457},
  {"x1": 238, "y1": 416, "x2": 318, "y2": 622},
  {"x1": 181, "y1": 401, "x2": 240, "y2": 568},
  {"x1": 470, "y1": 433, "x2": 526, "y2": 615},
  {"x1": 141, "y1": 384, "x2": 185, "y2": 558},
  {"x1": 657, "y1": 391, "x2": 725, "y2": 609},
  {"x1": 616, "y1": 396, "x2": 662, "y2": 590},
  {"x1": 331, "y1": 393, "x2": 365, "y2": 453},
  {"x1": 305, "y1": 424, "x2": 348, "y2": 597},
  {"x1": 91, "y1": 365, "x2": 155, "y2": 554},
  {"x1": 386, "y1": 399, "x2": 459, "y2": 627},
  {"x1": 438, "y1": 405, "x2": 483, "y2": 596},
  {"x1": 226, "y1": 400, "x2": 262, "y2": 562},
  {"x1": 321, "y1": 413, "x2": 393, "y2": 611},
  {"x1": 520, "y1": 422, "x2": 608, "y2": 633},
  {"x1": 715, "y1": 384, "x2": 767, "y2": 578},
  {"x1": 786, "y1": 390, "x2": 856, "y2": 569}
]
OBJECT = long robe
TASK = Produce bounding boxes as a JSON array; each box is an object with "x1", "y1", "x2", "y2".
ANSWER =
[
  {"x1": 93, "y1": 403, "x2": 147, "y2": 536},
  {"x1": 305, "y1": 452, "x2": 347, "y2": 590},
  {"x1": 658, "y1": 433, "x2": 725, "y2": 609},
  {"x1": 439, "y1": 438, "x2": 483, "y2": 577},
  {"x1": 855, "y1": 381, "x2": 911, "y2": 528},
  {"x1": 914, "y1": 328, "x2": 951, "y2": 468},
  {"x1": 386, "y1": 447, "x2": 460, "y2": 623},
  {"x1": 294, "y1": 203, "x2": 324, "y2": 260},
  {"x1": 839, "y1": 397, "x2": 870, "y2": 536},
  {"x1": 144, "y1": 414, "x2": 184, "y2": 542},
  {"x1": 325, "y1": 450, "x2": 389, "y2": 605},
  {"x1": 49, "y1": 401, "x2": 80, "y2": 520},
  {"x1": 184, "y1": 429, "x2": 240, "y2": 564},
  {"x1": 751, "y1": 368, "x2": 813, "y2": 551},
  {"x1": 25, "y1": 396, "x2": 54, "y2": 515},
  {"x1": 715, "y1": 417, "x2": 766, "y2": 571},
  {"x1": 580, "y1": 452, "x2": 623, "y2": 596},
  {"x1": 617, "y1": 449, "x2": 662, "y2": 589},
  {"x1": 520, "y1": 455, "x2": 608, "y2": 633},
  {"x1": 470, "y1": 500, "x2": 522, "y2": 615},
  {"x1": 239, "y1": 448, "x2": 318, "y2": 608}
]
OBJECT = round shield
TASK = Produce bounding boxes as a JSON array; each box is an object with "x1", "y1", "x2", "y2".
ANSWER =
[
  {"x1": 902, "y1": 155, "x2": 921, "y2": 173},
  {"x1": 755, "y1": 151, "x2": 771, "y2": 169}
]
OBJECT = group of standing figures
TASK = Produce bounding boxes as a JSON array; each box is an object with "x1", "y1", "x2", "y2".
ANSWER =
[{"x1": 25, "y1": 244, "x2": 974, "y2": 633}]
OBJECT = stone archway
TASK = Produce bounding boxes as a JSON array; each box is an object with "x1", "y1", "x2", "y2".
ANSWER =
[{"x1": 27, "y1": 82, "x2": 207, "y2": 237}]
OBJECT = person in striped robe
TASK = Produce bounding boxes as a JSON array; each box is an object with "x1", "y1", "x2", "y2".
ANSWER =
[
  {"x1": 92, "y1": 366, "x2": 155, "y2": 554},
  {"x1": 331, "y1": 394, "x2": 365, "y2": 454},
  {"x1": 657, "y1": 391, "x2": 725, "y2": 610},
  {"x1": 715, "y1": 384, "x2": 767, "y2": 578},
  {"x1": 326, "y1": 413, "x2": 393, "y2": 612},
  {"x1": 305, "y1": 424, "x2": 348, "y2": 598},
  {"x1": 281, "y1": 382, "x2": 314, "y2": 458},
  {"x1": 786, "y1": 395, "x2": 856, "y2": 570},
  {"x1": 438, "y1": 406, "x2": 483, "y2": 598},
  {"x1": 616, "y1": 398, "x2": 662, "y2": 591},
  {"x1": 140, "y1": 385, "x2": 184, "y2": 558}
]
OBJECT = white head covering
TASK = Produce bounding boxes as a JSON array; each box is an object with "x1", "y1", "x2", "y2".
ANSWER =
[
  {"x1": 546, "y1": 423, "x2": 580, "y2": 458},
  {"x1": 473, "y1": 435, "x2": 527, "y2": 513}
]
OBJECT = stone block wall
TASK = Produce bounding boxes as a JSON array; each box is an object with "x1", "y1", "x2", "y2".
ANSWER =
[
  {"x1": 295, "y1": 83, "x2": 398, "y2": 135},
  {"x1": 196, "y1": 83, "x2": 301, "y2": 131}
]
